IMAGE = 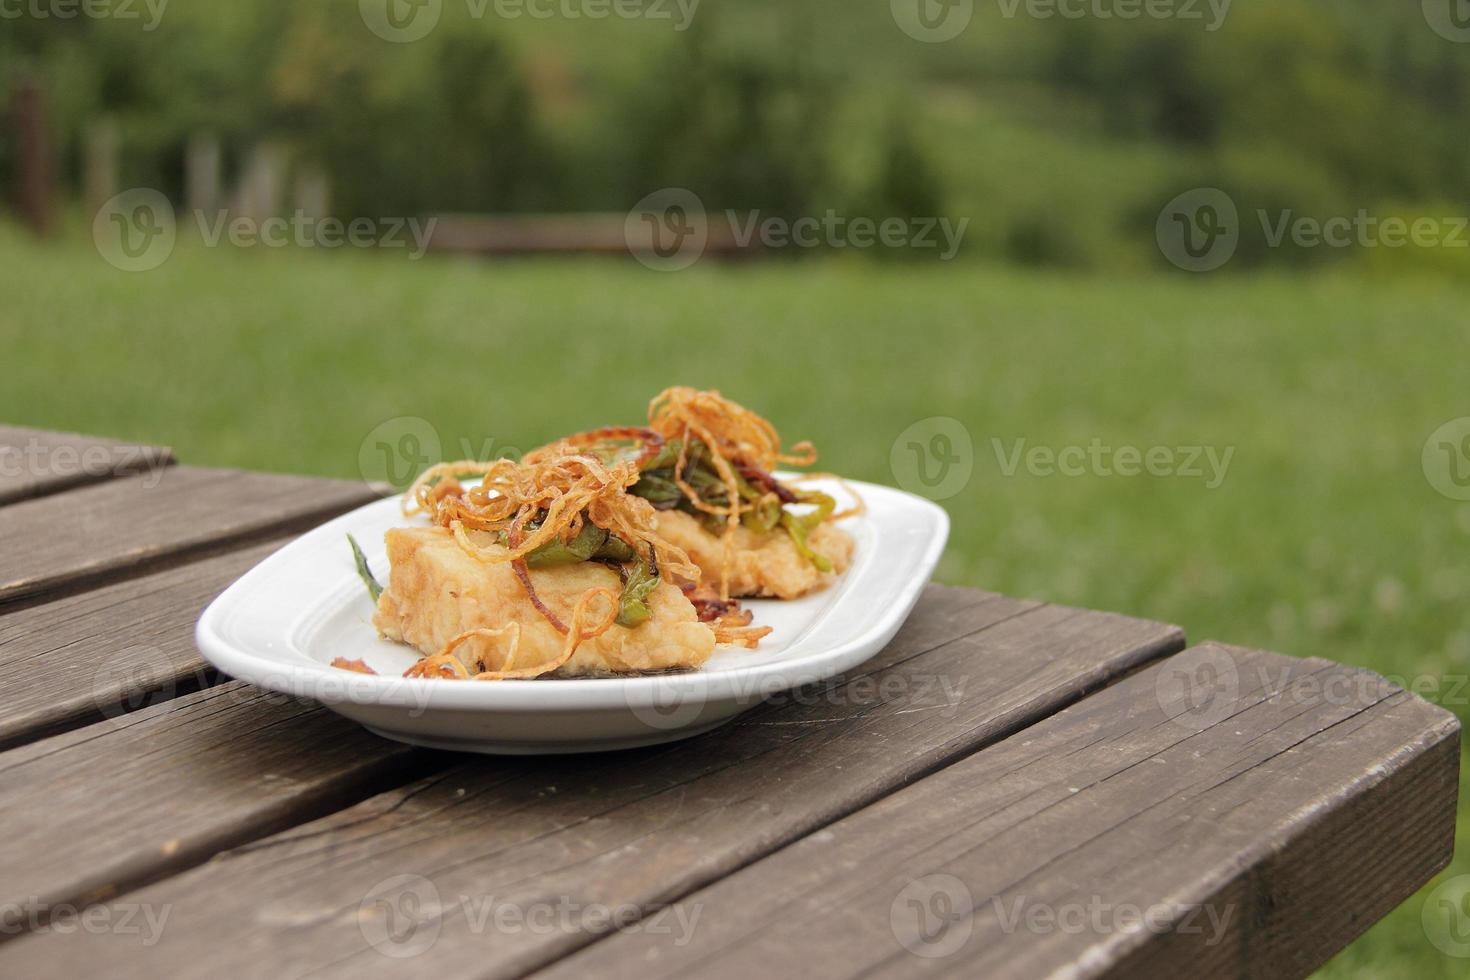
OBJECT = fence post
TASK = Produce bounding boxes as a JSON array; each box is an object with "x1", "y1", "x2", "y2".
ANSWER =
[
  {"x1": 231, "y1": 143, "x2": 287, "y2": 227},
  {"x1": 12, "y1": 75, "x2": 56, "y2": 238},
  {"x1": 293, "y1": 165, "x2": 331, "y2": 224},
  {"x1": 83, "y1": 117, "x2": 120, "y2": 217},
  {"x1": 186, "y1": 133, "x2": 222, "y2": 216}
]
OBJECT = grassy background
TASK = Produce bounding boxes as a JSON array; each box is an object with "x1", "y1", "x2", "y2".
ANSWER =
[{"x1": 3, "y1": 225, "x2": 1467, "y2": 976}]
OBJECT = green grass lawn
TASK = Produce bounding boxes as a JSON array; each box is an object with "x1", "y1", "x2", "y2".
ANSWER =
[{"x1": 3, "y1": 224, "x2": 1467, "y2": 976}]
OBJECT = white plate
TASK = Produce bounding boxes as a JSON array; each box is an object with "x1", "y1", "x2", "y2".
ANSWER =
[{"x1": 196, "y1": 477, "x2": 949, "y2": 755}]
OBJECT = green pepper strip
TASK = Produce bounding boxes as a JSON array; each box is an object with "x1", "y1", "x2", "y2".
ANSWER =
[
  {"x1": 523, "y1": 522, "x2": 607, "y2": 567},
  {"x1": 521, "y1": 522, "x2": 640, "y2": 567},
  {"x1": 630, "y1": 473, "x2": 685, "y2": 508},
  {"x1": 780, "y1": 491, "x2": 837, "y2": 572},
  {"x1": 638, "y1": 438, "x2": 786, "y2": 533},
  {"x1": 347, "y1": 534, "x2": 384, "y2": 603},
  {"x1": 740, "y1": 474, "x2": 783, "y2": 531},
  {"x1": 636, "y1": 439, "x2": 727, "y2": 508},
  {"x1": 503, "y1": 515, "x2": 650, "y2": 626},
  {"x1": 616, "y1": 553, "x2": 660, "y2": 628},
  {"x1": 637, "y1": 438, "x2": 833, "y2": 569}
]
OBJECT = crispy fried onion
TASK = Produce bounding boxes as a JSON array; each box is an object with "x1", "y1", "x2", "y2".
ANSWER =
[
  {"x1": 402, "y1": 653, "x2": 472, "y2": 680},
  {"x1": 405, "y1": 587, "x2": 620, "y2": 681},
  {"x1": 524, "y1": 426, "x2": 666, "y2": 470},
  {"x1": 682, "y1": 583, "x2": 773, "y2": 649},
  {"x1": 648, "y1": 387, "x2": 817, "y2": 472},
  {"x1": 647, "y1": 387, "x2": 822, "y2": 599},
  {"x1": 519, "y1": 391, "x2": 853, "y2": 601},
  {"x1": 330, "y1": 657, "x2": 378, "y2": 675},
  {"x1": 403, "y1": 454, "x2": 700, "y2": 588}
]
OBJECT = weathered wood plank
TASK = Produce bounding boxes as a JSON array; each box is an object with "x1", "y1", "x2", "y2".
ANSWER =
[
  {"x1": 0, "y1": 466, "x2": 379, "y2": 607},
  {"x1": 0, "y1": 541, "x2": 285, "y2": 751},
  {"x1": 0, "y1": 589, "x2": 1185, "y2": 978},
  {"x1": 531, "y1": 644, "x2": 1460, "y2": 980},
  {"x1": 0, "y1": 682, "x2": 428, "y2": 940},
  {"x1": 0, "y1": 586, "x2": 1019, "y2": 956},
  {"x1": 0, "y1": 425, "x2": 173, "y2": 505}
]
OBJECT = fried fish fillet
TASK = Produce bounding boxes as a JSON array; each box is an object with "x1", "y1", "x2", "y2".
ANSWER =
[
  {"x1": 654, "y1": 510, "x2": 854, "y2": 600},
  {"x1": 373, "y1": 527, "x2": 716, "y2": 677}
]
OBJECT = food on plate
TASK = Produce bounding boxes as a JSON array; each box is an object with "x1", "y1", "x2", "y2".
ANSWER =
[
  {"x1": 654, "y1": 508, "x2": 854, "y2": 602},
  {"x1": 527, "y1": 388, "x2": 858, "y2": 600},
  {"x1": 355, "y1": 450, "x2": 770, "y2": 681},
  {"x1": 330, "y1": 656, "x2": 377, "y2": 675},
  {"x1": 376, "y1": 526, "x2": 719, "y2": 679}
]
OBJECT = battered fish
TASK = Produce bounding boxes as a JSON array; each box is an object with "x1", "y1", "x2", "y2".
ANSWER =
[
  {"x1": 655, "y1": 509, "x2": 854, "y2": 600},
  {"x1": 374, "y1": 527, "x2": 716, "y2": 677}
]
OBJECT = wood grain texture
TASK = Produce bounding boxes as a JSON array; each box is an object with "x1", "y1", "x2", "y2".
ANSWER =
[
  {"x1": 531, "y1": 643, "x2": 1460, "y2": 980},
  {"x1": 0, "y1": 465, "x2": 379, "y2": 607},
  {"x1": 0, "y1": 541, "x2": 285, "y2": 751},
  {"x1": 0, "y1": 425, "x2": 173, "y2": 505},
  {"x1": 0, "y1": 681, "x2": 427, "y2": 940},
  {"x1": 0, "y1": 587, "x2": 1185, "y2": 978}
]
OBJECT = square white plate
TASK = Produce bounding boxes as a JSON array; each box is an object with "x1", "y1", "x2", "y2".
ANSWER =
[{"x1": 196, "y1": 477, "x2": 949, "y2": 754}]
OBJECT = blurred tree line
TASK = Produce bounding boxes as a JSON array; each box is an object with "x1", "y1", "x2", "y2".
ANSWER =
[{"x1": 2, "y1": 0, "x2": 1467, "y2": 271}]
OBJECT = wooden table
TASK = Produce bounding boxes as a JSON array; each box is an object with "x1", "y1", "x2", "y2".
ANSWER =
[{"x1": 0, "y1": 426, "x2": 1459, "y2": 979}]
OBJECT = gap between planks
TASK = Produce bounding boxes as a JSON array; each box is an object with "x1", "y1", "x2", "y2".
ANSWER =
[
  {"x1": 0, "y1": 540, "x2": 290, "y2": 751},
  {"x1": 0, "y1": 465, "x2": 384, "y2": 614},
  {"x1": 0, "y1": 425, "x2": 175, "y2": 507}
]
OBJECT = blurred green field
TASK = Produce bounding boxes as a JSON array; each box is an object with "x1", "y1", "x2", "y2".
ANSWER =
[{"x1": 2, "y1": 225, "x2": 1467, "y2": 976}]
